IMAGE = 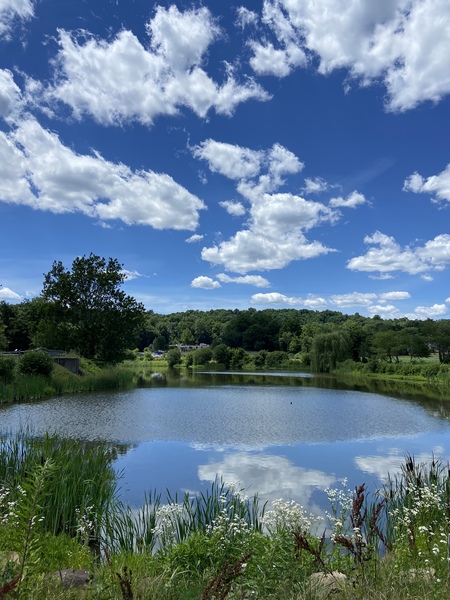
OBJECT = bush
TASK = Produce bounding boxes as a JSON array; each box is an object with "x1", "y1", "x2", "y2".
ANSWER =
[
  {"x1": 265, "y1": 350, "x2": 289, "y2": 369},
  {"x1": 166, "y1": 348, "x2": 182, "y2": 368},
  {"x1": 0, "y1": 356, "x2": 16, "y2": 383},
  {"x1": 18, "y1": 350, "x2": 54, "y2": 377}
]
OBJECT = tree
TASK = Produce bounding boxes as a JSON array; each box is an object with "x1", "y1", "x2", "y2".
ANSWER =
[
  {"x1": 310, "y1": 330, "x2": 351, "y2": 372},
  {"x1": 19, "y1": 350, "x2": 54, "y2": 377},
  {"x1": 166, "y1": 348, "x2": 182, "y2": 368},
  {"x1": 41, "y1": 254, "x2": 146, "y2": 362},
  {"x1": 212, "y1": 343, "x2": 231, "y2": 367},
  {"x1": 0, "y1": 315, "x2": 6, "y2": 351}
]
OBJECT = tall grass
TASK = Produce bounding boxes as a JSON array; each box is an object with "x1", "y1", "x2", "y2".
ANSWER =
[
  {"x1": 0, "y1": 430, "x2": 118, "y2": 543},
  {"x1": 104, "y1": 479, "x2": 264, "y2": 555},
  {"x1": 0, "y1": 364, "x2": 135, "y2": 403}
]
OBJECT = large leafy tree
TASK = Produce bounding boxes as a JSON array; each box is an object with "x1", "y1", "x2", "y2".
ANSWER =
[{"x1": 40, "y1": 254, "x2": 146, "y2": 362}]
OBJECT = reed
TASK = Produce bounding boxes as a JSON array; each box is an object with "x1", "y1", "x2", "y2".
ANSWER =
[
  {"x1": 104, "y1": 479, "x2": 264, "y2": 557},
  {"x1": 0, "y1": 430, "x2": 118, "y2": 544}
]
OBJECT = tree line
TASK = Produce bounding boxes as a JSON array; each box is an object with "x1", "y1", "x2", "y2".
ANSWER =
[{"x1": 1, "y1": 254, "x2": 450, "y2": 370}]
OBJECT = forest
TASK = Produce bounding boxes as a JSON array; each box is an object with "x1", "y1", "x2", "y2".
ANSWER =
[
  {"x1": 1, "y1": 254, "x2": 450, "y2": 373},
  {"x1": 2, "y1": 299, "x2": 450, "y2": 373}
]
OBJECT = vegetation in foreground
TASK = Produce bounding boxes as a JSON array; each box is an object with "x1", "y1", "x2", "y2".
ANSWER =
[{"x1": 1, "y1": 432, "x2": 450, "y2": 598}]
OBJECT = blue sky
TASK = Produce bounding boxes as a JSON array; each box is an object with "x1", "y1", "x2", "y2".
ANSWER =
[{"x1": 1, "y1": 0, "x2": 450, "y2": 318}]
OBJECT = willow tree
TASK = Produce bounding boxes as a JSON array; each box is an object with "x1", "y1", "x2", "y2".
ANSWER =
[{"x1": 310, "y1": 330, "x2": 351, "y2": 373}]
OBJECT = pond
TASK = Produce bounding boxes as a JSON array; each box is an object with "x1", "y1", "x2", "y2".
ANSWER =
[{"x1": 1, "y1": 370, "x2": 450, "y2": 516}]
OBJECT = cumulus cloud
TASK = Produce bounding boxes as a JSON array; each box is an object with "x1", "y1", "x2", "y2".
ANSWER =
[
  {"x1": 329, "y1": 191, "x2": 367, "y2": 209},
  {"x1": 378, "y1": 291, "x2": 411, "y2": 302},
  {"x1": 0, "y1": 69, "x2": 22, "y2": 117},
  {"x1": 0, "y1": 117, "x2": 205, "y2": 230},
  {"x1": 195, "y1": 140, "x2": 335, "y2": 273},
  {"x1": 347, "y1": 231, "x2": 450, "y2": 276},
  {"x1": 252, "y1": 290, "x2": 412, "y2": 314},
  {"x1": 216, "y1": 273, "x2": 270, "y2": 287},
  {"x1": 366, "y1": 304, "x2": 400, "y2": 318},
  {"x1": 186, "y1": 234, "x2": 204, "y2": 243},
  {"x1": 330, "y1": 292, "x2": 377, "y2": 308},
  {"x1": 0, "y1": 0, "x2": 34, "y2": 39},
  {"x1": 412, "y1": 304, "x2": 448, "y2": 319},
  {"x1": 0, "y1": 286, "x2": 22, "y2": 301},
  {"x1": 235, "y1": 7, "x2": 258, "y2": 29},
  {"x1": 404, "y1": 164, "x2": 450, "y2": 204},
  {"x1": 46, "y1": 5, "x2": 269, "y2": 125},
  {"x1": 251, "y1": 0, "x2": 450, "y2": 112},
  {"x1": 251, "y1": 292, "x2": 327, "y2": 307},
  {"x1": 193, "y1": 140, "x2": 263, "y2": 180},
  {"x1": 202, "y1": 229, "x2": 333, "y2": 274},
  {"x1": 190, "y1": 276, "x2": 221, "y2": 289},
  {"x1": 302, "y1": 177, "x2": 330, "y2": 195},
  {"x1": 219, "y1": 201, "x2": 246, "y2": 216}
]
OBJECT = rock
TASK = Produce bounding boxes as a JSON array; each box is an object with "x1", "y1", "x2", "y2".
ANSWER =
[
  {"x1": 408, "y1": 567, "x2": 436, "y2": 581},
  {"x1": 308, "y1": 571, "x2": 347, "y2": 596},
  {"x1": 45, "y1": 569, "x2": 95, "y2": 590},
  {"x1": 0, "y1": 551, "x2": 20, "y2": 568}
]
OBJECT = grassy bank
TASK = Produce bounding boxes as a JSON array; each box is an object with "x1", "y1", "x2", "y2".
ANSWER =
[
  {"x1": 1, "y1": 432, "x2": 450, "y2": 598},
  {"x1": 0, "y1": 359, "x2": 135, "y2": 404}
]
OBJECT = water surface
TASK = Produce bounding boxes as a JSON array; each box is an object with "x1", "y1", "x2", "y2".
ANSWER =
[{"x1": 1, "y1": 371, "x2": 449, "y2": 514}]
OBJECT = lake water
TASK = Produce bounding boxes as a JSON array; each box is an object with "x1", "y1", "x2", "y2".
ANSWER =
[{"x1": 1, "y1": 371, "x2": 450, "y2": 515}]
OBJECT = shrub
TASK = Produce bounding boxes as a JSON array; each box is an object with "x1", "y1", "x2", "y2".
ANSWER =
[
  {"x1": 166, "y1": 348, "x2": 182, "y2": 368},
  {"x1": 265, "y1": 350, "x2": 289, "y2": 369},
  {"x1": 0, "y1": 356, "x2": 16, "y2": 383},
  {"x1": 18, "y1": 350, "x2": 54, "y2": 377}
]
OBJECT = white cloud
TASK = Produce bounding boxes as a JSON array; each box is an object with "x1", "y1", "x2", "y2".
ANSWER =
[
  {"x1": 329, "y1": 191, "x2": 367, "y2": 209},
  {"x1": 251, "y1": 292, "x2": 327, "y2": 308},
  {"x1": 0, "y1": 69, "x2": 22, "y2": 117},
  {"x1": 202, "y1": 229, "x2": 333, "y2": 274},
  {"x1": 216, "y1": 273, "x2": 270, "y2": 288},
  {"x1": 330, "y1": 292, "x2": 377, "y2": 308},
  {"x1": 249, "y1": 41, "x2": 306, "y2": 77},
  {"x1": 193, "y1": 140, "x2": 263, "y2": 180},
  {"x1": 190, "y1": 276, "x2": 221, "y2": 289},
  {"x1": 252, "y1": 0, "x2": 450, "y2": 112},
  {"x1": 235, "y1": 7, "x2": 258, "y2": 29},
  {"x1": 404, "y1": 164, "x2": 450, "y2": 203},
  {"x1": 195, "y1": 140, "x2": 333, "y2": 273},
  {"x1": 347, "y1": 231, "x2": 450, "y2": 276},
  {"x1": 303, "y1": 177, "x2": 329, "y2": 195},
  {"x1": 120, "y1": 269, "x2": 142, "y2": 281},
  {"x1": 251, "y1": 292, "x2": 301, "y2": 305},
  {"x1": 413, "y1": 304, "x2": 448, "y2": 319},
  {"x1": 0, "y1": 286, "x2": 22, "y2": 301},
  {"x1": 0, "y1": 0, "x2": 34, "y2": 39},
  {"x1": 249, "y1": 0, "x2": 307, "y2": 77},
  {"x1": 378, "y1": 291, "x2": 411, "y2": 302},
  {"x1": 47, "y1": 6, "x2": 269, "y2": 126},
  {"x1": 252, "y1": 289, "x2": 414, "y2": 316},
  {"x1": 0, "y1": 117, "x2": 205, "y2": 230},
  {"x1": 186, "y1": 234, "x2": 204, "y2": 243},
  {"x1": 366, "y1": 304, "x2": 400, "y2": 318},
  {"x1": 219, "y1": 201, "x2": 246, "y2": 216},
  {"x1": 303, "y1": 296, "x2": 328, "y2": 309},
  {"x1": 194, "y1": 140, "x2": 303, "y2": 189}
]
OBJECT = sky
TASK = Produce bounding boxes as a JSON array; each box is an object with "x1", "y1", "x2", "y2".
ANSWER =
[{"x1": 1, "y1": 0, "x2": 450, "y2": 318}]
